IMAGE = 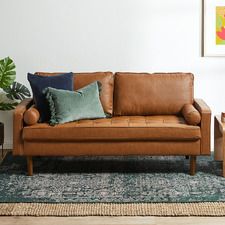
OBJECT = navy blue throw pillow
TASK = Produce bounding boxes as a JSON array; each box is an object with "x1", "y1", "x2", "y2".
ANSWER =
[{"x1": 28, "y1": 72, "x2": 74, "y2": 122}]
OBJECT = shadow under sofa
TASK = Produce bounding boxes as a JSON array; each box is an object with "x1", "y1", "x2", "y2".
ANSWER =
[{"x1": 13, "y1": 72, "x2": 211, "y2": 176}]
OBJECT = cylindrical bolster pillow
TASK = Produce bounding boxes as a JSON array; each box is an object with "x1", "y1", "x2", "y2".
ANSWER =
[
  {"x1": 24, "y1": 106, "x2": 40, "y2": 125},
  {"x1": 182, "y1": 104, "x2": 201, "y2": 125}
]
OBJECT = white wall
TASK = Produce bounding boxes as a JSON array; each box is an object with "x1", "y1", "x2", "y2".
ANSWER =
[{"x1": 0, "y1": 0, "x2": 223, "y2": 149}]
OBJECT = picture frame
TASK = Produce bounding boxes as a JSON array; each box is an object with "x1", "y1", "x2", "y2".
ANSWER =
[{"x1": 203, "y1": 0, "x2": 225, "y2": 56}]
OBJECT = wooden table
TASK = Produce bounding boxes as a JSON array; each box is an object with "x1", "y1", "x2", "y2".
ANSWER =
[{"x1": 214, "y1": 115, "x2": 225, "y2": 177}]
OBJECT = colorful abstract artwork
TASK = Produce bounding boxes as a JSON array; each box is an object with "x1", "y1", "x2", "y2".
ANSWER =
[
  {"x1": 204, "y1": 1, "x2": 225, "y2": 56},
  {"x1": 216, "y1": 6, "x2": 225, "y2": 45}
]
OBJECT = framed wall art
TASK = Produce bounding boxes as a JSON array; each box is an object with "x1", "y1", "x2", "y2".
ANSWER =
[{"x1": 203, "y1": 0, "x2": 225, "y2": 56}]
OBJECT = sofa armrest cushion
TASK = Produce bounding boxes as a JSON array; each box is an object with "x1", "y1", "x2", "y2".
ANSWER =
[
  {"x1": 182, "y1": 104, "x2": 201, "y2": 125},
  {"x1": 193, "y1": 98, "x2": 211, "y2": 155},
  {"x1": 13, "y1": 98, "x2": 33, "y2": 155},
  {"x1": 23, "y1": 105, "x2": 40, "y2": 125}
]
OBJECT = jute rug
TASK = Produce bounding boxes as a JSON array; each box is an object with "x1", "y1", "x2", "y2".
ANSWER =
[
  {"x1": 0, "y1": 202, "x2": 225, "y2": 216},
  {"x1": 0, "y1": 152, "x2": 224, "y2": 216}
]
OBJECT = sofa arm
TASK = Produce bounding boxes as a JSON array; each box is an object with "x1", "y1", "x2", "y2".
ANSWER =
[
  {"x1": 194, "y1": 98, "x2": 211, "y2": 155},
  {"x1": 13, "y1": 98, "x2": 33, "y2": 155}
]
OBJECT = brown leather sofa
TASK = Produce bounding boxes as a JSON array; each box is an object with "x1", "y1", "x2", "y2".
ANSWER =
[{"x1": 13, "y1": 72, "x2": 211, "y2": 176}]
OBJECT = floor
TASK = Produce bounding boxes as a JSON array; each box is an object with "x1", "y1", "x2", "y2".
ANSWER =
[{"x1": 0, "y1": 216, "x2": 225, "y2": 225}]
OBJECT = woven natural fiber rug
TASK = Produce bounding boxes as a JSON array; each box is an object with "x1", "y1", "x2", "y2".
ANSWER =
[
  {"x1": 0, "y1": 152, "x2": 225, "y2": 216},
  {"x1": 0, "y1": 202, "x2": 225, "y2": 216}
]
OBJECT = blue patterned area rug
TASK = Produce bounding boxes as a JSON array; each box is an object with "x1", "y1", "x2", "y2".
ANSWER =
[{"x1": 0, "y1": 152, "x2": 224, "y2": 204}]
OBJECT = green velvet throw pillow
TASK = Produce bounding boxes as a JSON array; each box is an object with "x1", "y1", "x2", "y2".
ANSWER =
[{"x1": 44, "y1": 81, "x2": 106, "y2": 125}]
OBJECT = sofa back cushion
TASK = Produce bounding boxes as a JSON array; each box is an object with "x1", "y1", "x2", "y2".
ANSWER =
[
  {"x1": 113, "y1": 72, "x2": 194, "y2": 116},
  {"x1": 36, "y1": 72, "x2": 114, "y2": 116}
]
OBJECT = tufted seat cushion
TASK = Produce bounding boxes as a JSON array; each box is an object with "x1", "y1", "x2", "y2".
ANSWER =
[{"x1": 23, "y1": 115, "x2": 200, "y2": 142}]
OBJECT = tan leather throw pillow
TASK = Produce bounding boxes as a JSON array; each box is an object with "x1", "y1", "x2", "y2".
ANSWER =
[
  {"x1": 182, "y1": 104, "x2": 201, "y2": 125},
  {"x1": 24, "y1": 105, "x2": 40, "y2": 125}
]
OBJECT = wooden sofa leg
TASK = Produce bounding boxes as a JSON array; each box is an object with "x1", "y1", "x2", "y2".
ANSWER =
[
  {"x1": 27, "y1": 156, "x2": 33, "y2": 176},
  {"x1": 190, "y1": 156, "x2": 196, "y2": 176}
]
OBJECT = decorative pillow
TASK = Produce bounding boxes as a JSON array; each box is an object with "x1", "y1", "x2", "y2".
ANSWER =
[
  {"x1": 182, "y1": 104, "x2": 201, "y2": 125},
  {"x1": 44, "y1": 81, "x2": 106, "y2": 125},
  {"x1": 28, "y1": 72, "x2": 73, "y2": 122},
  {"x1": 24, "y1": 105, "x2": 40, "y2": 125}
]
